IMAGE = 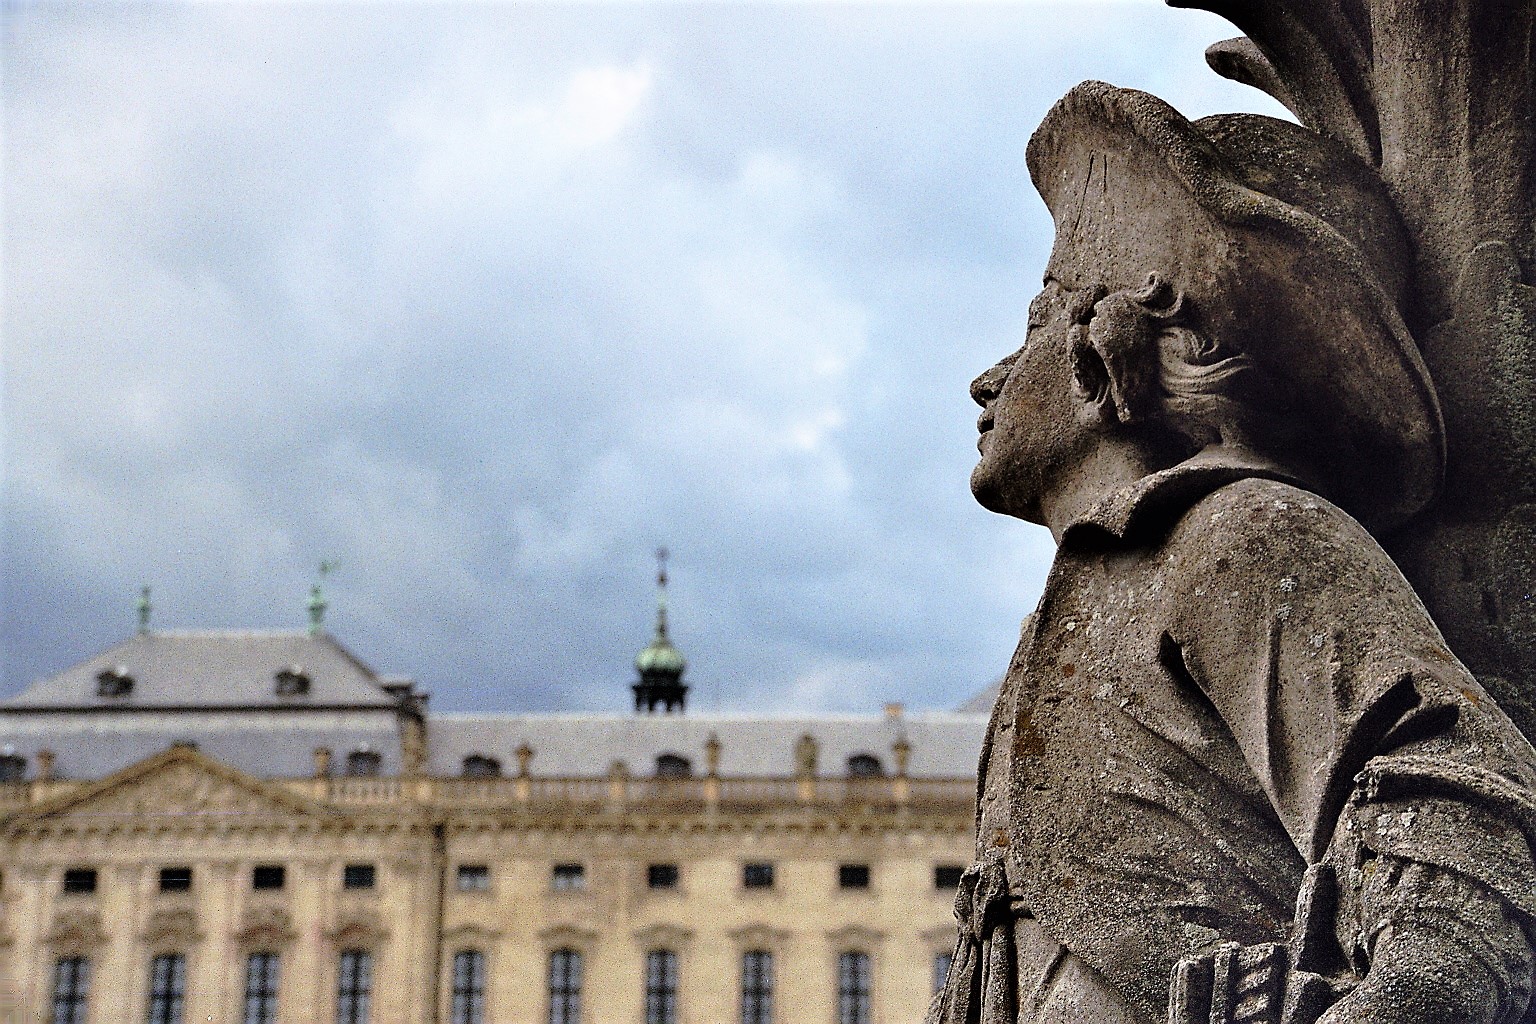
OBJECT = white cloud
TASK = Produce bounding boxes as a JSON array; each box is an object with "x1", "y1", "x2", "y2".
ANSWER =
[{"x1": 4, "y1": 3, "x2": 1290, "y2": 711}]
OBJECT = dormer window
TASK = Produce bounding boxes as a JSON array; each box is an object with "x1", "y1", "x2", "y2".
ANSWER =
[
  {"x1": 655, "y1": 753, "x2": 692, "y2": 779},
  {"x1": 95, "y1": 666, "x2": 134, "y2": 697},
  {"x1": 462, "y1": 754, "x2": 502, "y2": 779},
  {"x1": 847, "y1": 753, "x2": 885, "y2": 779},
  {"x1": 344, "y1": 748, "x2": 382, "y2": 777},
  {"x1": 274, "y1": 667, "x2": 311, "y2": 697}
]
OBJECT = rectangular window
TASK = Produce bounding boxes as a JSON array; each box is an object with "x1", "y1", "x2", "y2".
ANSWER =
[
  {"x1": 456, "y1": 865, "x2": 490, "y2": 892},
  {"x1": 740, "y1": 950, "x2": 773, "y2": 1024},
  {"x1": 646, "y1": 863, "x2": 679, "y2": 889},
  {"x1": 837, "y1": 951, "x2": 871, "y2": 1024},
  {"x1": 838, "y1": 864, "x2": 871, "y2": 890},
  {"x1": 243, "y1": 952, "x2": 281, "y2": 1024},
  {"x1": 335, "y1": 949, "x2": 373, "y2": 1024},
  {"x1": 146, "y1": 953, "x2": 186, "y2": 1024},
  {"x1": 551, "y1": 863, "x2": 585, "y2": 891},
  {"x1": 548, "y1": 948, "x2": 583, "y2": 1024},
  {"x1": 252, "y1": 865, "x2": 286, "y2": 891},
  {"x1": 450, "y1": 949, "x2": 486, "y2": 1024},
  {"x1": 742, "y1": 862, "x2": 774, "y2": 889},
  {"x1": 158, "y1": 867, "x2": 192, "y2": 893},
  {"x1": 644, "y1": 949, "x2": 678, "y2": 1024},
  {"x1": 61, "y1": 868, "x2": 97, "y2": 895},
  {"x1": 933, "y1": 952, "x2": 953, "y2": 995},
  {"x1": 934, "y1": 865, "x2": 965, "y2": 890},
  {"x1": 342, "y1": 864, "x2": 376, "y2": 890},
  {"x1": 50, "y1": 956, "x2": 91, "y2": 1024}
]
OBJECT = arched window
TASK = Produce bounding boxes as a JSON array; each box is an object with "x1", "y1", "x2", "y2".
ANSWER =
[
  {"x1": 846, "y1": 754, "x2": 884, "y2": 779},
  {"x1": 461, "y1": 755, "x2": 502, "y2": 779},
  {"x1": 548, "y1": 948, "x2": 582, "y2": 1024},
  {"x1": 654, "y1": 754, "x2": 692, "y2": 779},
  {"x1": 344, "y1": 749, "x2": 381, "y2": 777},
  {"x1": 0, "y1": 753, "x2": 25, "y2": 783},
  {"x1": 644, "y1": 949, "x2": 678, "y2": 1024},
  {"x1": 740, "y1": 950, "x2": 773, "y2": 1024},
  {"x1": 836, "y1": 951, "x2": 871, "y2": 1024},
  {"x1": 336, "y1": 949, "x2": 373, "y2": 1024},
  {"x1": 450, "y1": 949, "x2": 486, "y2": 1024},
  {"x1": 50, "y1": 956, "x2": 90, "y2": 1024},
  {"x1": 146, "y1": 953, "x2": 186, "y2": 1024},
  {"x1": 243, "y1": 952, "x2": 281, "y2": 1024}
]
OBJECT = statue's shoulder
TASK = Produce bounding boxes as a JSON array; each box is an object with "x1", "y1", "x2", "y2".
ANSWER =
[{"x1": 1169, "y1": 474, "x2": 1390, "y2": 575}]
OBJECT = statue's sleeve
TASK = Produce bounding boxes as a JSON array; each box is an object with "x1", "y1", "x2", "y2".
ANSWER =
[{"x1": 1162, "y1": 478, "x2": 1536, "y2": 926}]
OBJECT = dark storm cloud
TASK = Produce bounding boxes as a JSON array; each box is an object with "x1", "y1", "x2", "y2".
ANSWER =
[{"x1": 2, "y1": 3, "x2": 1287, "y2": 713}]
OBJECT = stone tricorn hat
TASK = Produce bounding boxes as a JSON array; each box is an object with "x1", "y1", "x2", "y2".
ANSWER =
[{"x1": 1026, "y1": 81, "x2": 1444, "y2": 532}]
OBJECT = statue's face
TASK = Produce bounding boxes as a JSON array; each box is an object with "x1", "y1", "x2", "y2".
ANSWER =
[{"x1": 969, "y1": 281, "x2": 1097, "y2": 523}]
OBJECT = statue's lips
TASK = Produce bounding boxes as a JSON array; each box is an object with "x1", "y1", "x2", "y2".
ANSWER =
[{"x1": 976, "y1": 412, "x2": 994, "y2": 451}]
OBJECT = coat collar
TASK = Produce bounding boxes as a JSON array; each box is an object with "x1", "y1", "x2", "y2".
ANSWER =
[{"x1": 1064, "y1": 445, "x2": 1308, "y2": 543}]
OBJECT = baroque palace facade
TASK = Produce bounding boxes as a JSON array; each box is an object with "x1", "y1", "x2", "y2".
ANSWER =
[{"x1": 0, "y1": 591, "x2": 986, "y2": 1024}]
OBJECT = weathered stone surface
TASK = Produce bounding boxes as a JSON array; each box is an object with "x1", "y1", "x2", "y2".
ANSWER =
[
  {"x1": 936, "y1": 8, "x2": 1536, "y2": 1018},
  {"x1": 1172, "y1": 0, "x2": 1536, "y2": 748}
]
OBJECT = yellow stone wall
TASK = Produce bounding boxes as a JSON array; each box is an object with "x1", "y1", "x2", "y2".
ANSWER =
[{"x1": 0, "y1": 748, "x2": 970, "y2": 1024}]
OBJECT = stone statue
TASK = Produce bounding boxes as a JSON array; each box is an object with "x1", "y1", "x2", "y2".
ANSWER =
[{"x1": 932, "y1": 6, "x2": 1536, "y2": 1018}]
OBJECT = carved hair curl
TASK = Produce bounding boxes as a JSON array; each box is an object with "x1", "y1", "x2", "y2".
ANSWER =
[{"x1": 1079, "y1": 274, "x2": 1258, "y2": 451}]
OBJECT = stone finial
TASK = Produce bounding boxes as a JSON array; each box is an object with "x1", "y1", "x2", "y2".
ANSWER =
[
  {"x1": 705, "y1": 732, "x2": 721, "y2": 777},
  {"x1": 35, "y1": 748, "x2": 55, "y2": 782},
  {"x1": 794, "y1": 733, "x2": 818, "y2": 777},
  {"x1": 312, "y1": 746, "x2": 332, "y2": 778},
  {"x1": 136, "y1": 585, "x2": 152, "y2": 634},
  {"x1": 308, "y1": 560, "x2": 339, "y2": 636},
  {"x1": 515, "y1": 742, "x2": 534, "y2": 777}
]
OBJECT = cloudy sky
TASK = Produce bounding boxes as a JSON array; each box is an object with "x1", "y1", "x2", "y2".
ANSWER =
[{"x1": 2, "y1": 1, "x2": 1286, "y2": 714}]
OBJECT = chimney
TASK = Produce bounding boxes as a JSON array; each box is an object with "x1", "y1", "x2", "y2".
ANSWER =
[
  {"x1": 35, "y1": 749, "x2": 55, "y2": 782},
  {"x1": 313, "y1": 746, "x2": 333, "y2": 778}
]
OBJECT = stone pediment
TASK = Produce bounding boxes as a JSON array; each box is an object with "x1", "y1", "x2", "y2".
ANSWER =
[
  {"x1": 2, "y1": 744, "x2": 332, "y2": 834},
  {"x1": 327, "y1": 909, "x2": 388, "y2": 947},
  {"x1": 237, "y1": 905, "x2": 297, "y2": 946},
  {"x1": 45, "y1": 909, "x2": 107, "y2": 952}
]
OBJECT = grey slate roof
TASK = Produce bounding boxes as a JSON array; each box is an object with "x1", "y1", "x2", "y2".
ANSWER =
[
  {"x1": 428, "y1": 712, "x2": 986, "y2": 779},
  {"x1": 0, "y1": 713, "x2": 402, "y2": 781},
  {"x1": 3, "y1": 631, "x2": 403, "y2": 710}
]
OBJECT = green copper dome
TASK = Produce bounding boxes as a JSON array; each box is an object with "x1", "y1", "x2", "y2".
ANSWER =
[{"x1": 636, "y1": 631, "x2": 686, "y2": 676}]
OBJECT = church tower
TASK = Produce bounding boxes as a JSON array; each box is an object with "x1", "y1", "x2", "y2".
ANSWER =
[{"x1": 632, "y1": 548, "x2": 688, "y2": 714}]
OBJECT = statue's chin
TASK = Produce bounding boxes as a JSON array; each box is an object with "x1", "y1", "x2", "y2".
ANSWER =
[
  {"x1": 970, "y1": 465, "x2": 1016, "y2": 517},
  {"x1": 971, "y1": 464, "x2": 1049, "y2": 526}
]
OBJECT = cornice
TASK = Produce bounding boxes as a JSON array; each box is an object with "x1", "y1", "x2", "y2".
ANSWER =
[
  {"x1": 727, "y1": 924, "x2": 792, "y2": 950},
  {"x1": 539, "y1": 924, "x2": 599, "y2": 949},
  {"x1": 632, "y1": 922, "x2": 693, "y2": 948},
  {"x1": 826, "y1": 924, "x2": 886, "y2": 949},
  {"x1": 444, "y1": 922, "x2": 503, "y2": 944}
]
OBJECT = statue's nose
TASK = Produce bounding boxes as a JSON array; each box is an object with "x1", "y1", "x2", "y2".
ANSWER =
[{"x1": 970, "y1": 361, "x2": 1009, "y2": 407}]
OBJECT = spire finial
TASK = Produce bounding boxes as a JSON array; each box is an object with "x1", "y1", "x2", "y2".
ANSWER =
[
  {"x1": 654, "y1": 546, "x2": 670, "y2": 641},
  {"x1": 308, "y1": 560, "x2": 339, "y2": 635},
  {"x1": 136, "y1": 585, "x2": 152, "y2": 634}
]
